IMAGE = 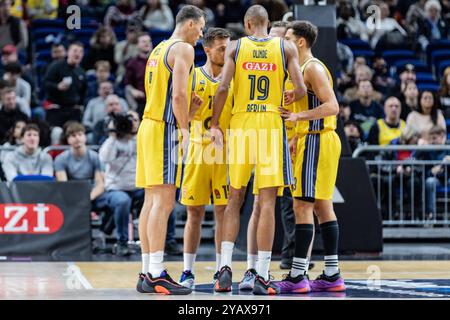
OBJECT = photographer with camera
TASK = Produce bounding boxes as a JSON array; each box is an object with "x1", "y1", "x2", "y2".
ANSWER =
[
  {"x1": 92, "y1": 94, "x2": 124, "y2": 145},
  {"x1": 99, "y1": 110, "x2": 143, "y2": 256}
]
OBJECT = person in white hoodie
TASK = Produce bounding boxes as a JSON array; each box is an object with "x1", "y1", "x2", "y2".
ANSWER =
[{"x1": 2, "y1": 123, "x2": 53, "y2": 181}]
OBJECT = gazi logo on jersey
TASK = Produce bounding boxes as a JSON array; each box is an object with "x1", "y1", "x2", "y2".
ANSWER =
[
  {"x1": 242, "y1": 62, "x2": 277, "y2": 72},
  {"x1": 0, "y1": 203, "x2": 64, "y2": 234}
]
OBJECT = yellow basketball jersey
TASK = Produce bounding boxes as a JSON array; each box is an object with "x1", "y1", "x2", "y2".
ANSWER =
[
  {"x1": 190, "y1": 66, "x2": 233, "y2": 143},
  {"x1": 377, "y1": 119, "x2": 406, "y2": 145},
  {"x1": 295, "y1": 58, "x2": 336, "y2": 135},
  {"x1": 283, "y1": 73, "x2": 297, "y2": 140},
  {"x1": 233, "y1": 36, "x2": 287, "y2": 114},
  {"x1": 143, "y1": 39, "x2": 194, "y2": 124}
]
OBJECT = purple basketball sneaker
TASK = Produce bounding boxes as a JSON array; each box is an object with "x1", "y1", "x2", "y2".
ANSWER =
[
  {"x1": 276, "y1": 273, "x2": 311, "y2": 294},
  {"x1": 309, "y1": 272, "x2": 346, "y2": 292}
]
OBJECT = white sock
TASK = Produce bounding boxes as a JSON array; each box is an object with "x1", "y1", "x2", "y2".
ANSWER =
[
  {"x1": 306, "y1": 256, "x2": 310, "y2": 272},
  {"x1": 183, "y1": 253, "x2": 196, "y2": 273},
  {"x1": 291, "y1": 257, "x2": 308, "y2": 277},
  {"x1": 324, "y1": 255, "x2": 339, "y2": 276},
  {"x1": 141, "y1": 253, "x2": 149, "y2": 274},
  {"x1": 148, "y1": 251, "x2": 164, "y2": 277},
  {"x1": 220, "y1": 241, "x2": 234, "y2": 269},
  {"x1": 215, "y1": 253, "x2": 221, "y2": 272},
  {"x1": 247, "y1": 253, "x2": 257, "y2": 270},
  {"x1": 256, "y1": 251, "x2": 271, "y2": 280}
]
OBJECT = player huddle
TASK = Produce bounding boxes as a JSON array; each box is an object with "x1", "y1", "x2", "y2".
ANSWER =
[{"x1": 135, "y1": 4, "x2": 345, "y2": 296}]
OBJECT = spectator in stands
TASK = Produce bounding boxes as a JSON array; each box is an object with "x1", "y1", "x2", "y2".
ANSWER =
[
  {"x1": 54, "y1": 122, "x2": 125, "y2": 256},
  {"x1": 337, "y1": 0, "x2": 369, "y2": 41},
  {"x1": 85, "y1": 61, "x2": 115, "y2": 103},
  {"x1": 104, "y1": 0, "x2": 137, "y2": 27},
  {"x1": 83, "y1": 82, "x2": 128, "y2": 139},
  {"x1": 40, "y1": 42, "x2": 67, "y2": 77},
  {"x1": 82, "y1": 26, "x2": 117, "y2": 73},
  {"x1": 337, "y1": 56, "x2": 367, "y2": 93},
  {"x1": 124, "y1": 32, "x2": 152, "y2": 115},
  {"x1": 406, "y1": 0, "x2": 427, "y2": 34},
  {"x1": 0, "y1": 0, "x2": 28, "y2": 50},
  {"x1": 27, "y1": 0, "x2": 59, "y2": 19},
  {"x1": 0, "y1": 119, "x2": 25, "y2": 181},
  {"x1": 139, "y1": 0, "x2": 174, "y2": 31},
  {"x1": 350, "y1": 80, "x2": 384, "y2": 134},
  {"x1": 92, "y1": 94, "x2": 124, "y2": 145},
  {"x1": 339, "y1": 100, "x2": 351, "y2": 122},
  {"x1": 252, "y1": 0, "x2": 287, "y2": 22},
  {"x1": 3, "y1": 62, "x2": 30, "y2": 105},
  {"x1": 0, "y1": 119, "x2": 25, "y2": 154},
  {"x1": 399, "y1": 80, "x2": 419, "y2": 120},
  {"x1": 343, "y1": 65, "x2": 383, "y2": 103},
  {"x1": 367, "y1": 2, "x2": 407, "y2": 49},
  {"x1": 372, "y1": 56, "x2": 396, "y2": 95},
  {"x1": 420, "y1": 126, "x2": 449, "y2": 221},
  {"x1": 0, "y1": 79, "x2": 30, "y2": 117},
  {"x1": 44, "y1": 42, "x2": 87, "y2": 128},
  {"x1": 417, "y1": 0, "x2": 450, "y2": 51},
  {"x1": 0, "y1": 87, "x2": 28, "y2": 142},
  {"x1": 439, "y1": 66, "x2": 450, "y2": 117},
  {"x1": 367, "y1": 97, "x2": 406, "y2": 145},
  {"x1": 215, "y1": 0, "x2": 246, "y2": 29},
  {"x1": 115, "y1": 21, "x2": 141, "y2": 81},
  {"x1": 184, "y1": 0, "x2": 215, "y2": 27},
  {"x1": 336, "y1": 42, "x2": 354, "y2": 75},
  {"x1": 2, "y1": 123, "x2": 53, "y2": 181},
  {"x1": 406, "y1": 90, "x2": 446, "y2": 140},
  {"x1": 98, "y1": 110, "x2": 142, "y2": 256},
  {"x1": 390, "y1": 63, "x2": 417, "y2": 98},
  {"x1": 344, "y1": 120, "x2": 364, "y2": 152}
]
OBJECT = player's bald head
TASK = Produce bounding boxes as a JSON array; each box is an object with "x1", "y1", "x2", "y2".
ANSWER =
[{"x1": 244, "y1": 5, "x2": 269, "y2": 27}]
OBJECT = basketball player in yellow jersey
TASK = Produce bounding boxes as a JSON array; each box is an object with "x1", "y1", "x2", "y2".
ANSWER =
[
  {"x1": 135, "y1": 5, "x2": 205, "y2": 295},
  {"x1": 177, "y1": 27, "x2": 233, "y2": 290},
  {"x1": 210, "y1": 5, "x2": 307, "y2": 295},
  {"x1": 239, "y1": 21, "x2": 306, "y2": 291},
  {"x1": 278, "y1": 21, "x2": 345, "y2": 293}
]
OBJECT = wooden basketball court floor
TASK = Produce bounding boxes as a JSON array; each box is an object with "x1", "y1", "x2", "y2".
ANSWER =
[{"x1": 1, "y1": 260, "x2": 450, "y2": 299}]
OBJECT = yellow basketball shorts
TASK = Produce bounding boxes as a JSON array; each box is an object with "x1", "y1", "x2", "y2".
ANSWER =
[
  {"x1": 228, "y1": 112, "x2": 294, "y2": 192},
  {"x1": 180, "y1": 141, "x2": 229, "y2": 206},
  {"x1": 292, "y1": 130, "x2": 341, "y2": 201},
  {"x1": 136, "y1": 118, "x2": 182, "y2": 188}
]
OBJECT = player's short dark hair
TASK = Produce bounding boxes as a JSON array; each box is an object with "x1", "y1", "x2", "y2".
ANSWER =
[
  {"x1": 176, "y1": 5, "x2": 206, "y2": 26},
  {"x1": 271, "y1": 21, "x2": 289, "y2": 29},
  {"x1": 244, "y1": 5, "x2": 269, "y2": 26},
  {"x1": 21, "y1": 123, "x2": 40, "y2": 137},
  {"x1": 203, "y1": 28, "x2": 231, "y2": 47},
  {"x1": 288, "y1": 20, "x2": 318, "y2": 47},
  {"x1": 3, "y1": 62, "x2": 22, "y2": 75}
]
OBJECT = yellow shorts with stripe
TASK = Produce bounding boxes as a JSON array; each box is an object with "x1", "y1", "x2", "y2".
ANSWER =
[
  {"x1": 292, "y1": 130, "x2": 341, "y2": 201},
  {"x1": 180, "y1": 141, "x2": 229, "y2": 206},
  {"x1": 228, "y1": 112, "x2": 294, "y2": 192},
  {"x1": 136, "y1": 118, "x2": 182, "y2": 188}
]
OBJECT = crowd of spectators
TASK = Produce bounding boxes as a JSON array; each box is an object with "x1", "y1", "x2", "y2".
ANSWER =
[{"x1": 1, "y1": 0, "x2": 450, "y2": 234}]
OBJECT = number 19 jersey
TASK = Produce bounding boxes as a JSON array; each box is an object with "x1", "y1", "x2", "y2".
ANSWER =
[{"x1": 232, "y1": 36, "x2": 287, "y2": 114}]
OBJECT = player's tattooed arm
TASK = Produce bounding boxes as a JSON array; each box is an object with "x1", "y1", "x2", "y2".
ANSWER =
[
  {"x1": 211, "y1": 40, "x2": 237, "y2": 146},
  {"x1": 280, "y1": 62, "x2": 339, "y2": 122},
  {"x1": 284, "y1": 40, "x2": 307, "y2": 103}
]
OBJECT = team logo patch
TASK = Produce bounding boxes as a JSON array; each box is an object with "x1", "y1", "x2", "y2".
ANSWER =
[
  {"x1": 214, "y1": 189, "x2": 221, "y2": 199},
  {"x1": 200, "y1": 80, "x2": 206, "y2": 85},
  {"x1": 242, "y1": 62, "x2": 277, "y2": 72},
  {"x1": 189, "y1": 196, "x2": 194, "y2": 200},
  {"x1": 147, "y1": 59, "x2": 158, "y2": 67}
]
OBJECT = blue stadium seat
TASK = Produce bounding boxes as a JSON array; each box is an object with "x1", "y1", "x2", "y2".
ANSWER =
[
  {"x1": 32, "y1": 19, "x2": 65, "y2": 29},
  {"x1": 394, "y1": 59, "x2": 429, "y2": 73},
  {"x1": 382, "y1": 50, "x2": 415, "y2": 65},
  {"x1": 430, "y1": 50, "x2": 450, "y2": 70},
  {"x1": 437, "y1": 60, "x2": 450, "y2": 80},
  {"x1": 13, "y1": 175, "x2": 55, "y2": 182},
  {"x1": 352, "y1": 49, "x2": 375, "y2": 60},
  {"x1": 416, "y1": 83, "x2": 440, "y2": 92},
  {"x1": 426, "y1": 40, "x2": 450, "y2": 65},
  {"x1": 416, "y1": 72, "x2": 435, "y2": 83},
  {"x1": 36, "y1": 50, "x2": 51, "y2": 63},
  {"x1": 339, "y1": 39, "x2": 371, "y2": 51},
  {"x1": 150, "y1": 29, "x2": 172, "y2": 39},
  {"x1": 32, "y1": 28, "x2": 64, "y2": 40}
]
